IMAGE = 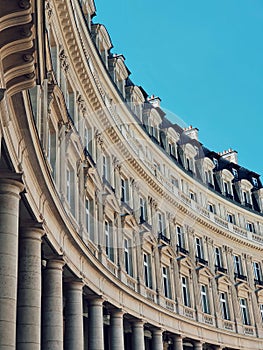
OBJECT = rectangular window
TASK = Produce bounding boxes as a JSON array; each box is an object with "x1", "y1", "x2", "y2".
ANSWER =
[
  {"x1": 124, "y1": 238, "x2": 133, "y2": 276},
  {"x1": 201, "y1": 285, "x2": 210, "y2": 314},
  {"x1": 158, "y1": 212, "x2": 165, "y2": 235},
  {"x1": 234, "y1": 255, "x2": 242, "y2": 275},
  {"x1": 181, "y1": 276, "x2": 190, "y2": 307},
  {"x1": 215, "y1": 247, "x2": 222, "y2": 267},
  {"x1": 102, "y1": 155, "x2": 109, "y2": 181},
  {"x1": 176, "y1": 225, "x2": 185, "y2": 248},
  {"x1": 227, "y1": 213, "x2": 235, "y2": 224},
  {"x1": 66, "y1": 167, "x2": 75, "y2": 213},
  {"x1": 246, "y1": 222, "x2": 254, "y2": 233},
  {"x1": 84, "y1": 127, "x2": 93, "y2": 156},
  {"x1": 253, "y1": 262, "x2": 262, "y2": 282},
  {"x1": 240, "y1": 298, "x2": 250, "y2": 325},
  {"x1": 121, "y1": 178, "x2": 129, "y2": 203},
  {"x1": 207, "y1": 203, "x2": 215, "y2": 213},
  {"x1": 195, "y1": 237, "x2": 203, "y2": 259},
  {"x1": 143, "y1": 253, "x2": 152, "y2": 289},
  {"x1": 220, "y1": 292, "x2": 230, "y2": 320},
  {"x1": 189, "y1": 191, "x2": 196, "y2": 201},
  {"x1": 105, "y1": 221, "x2": 114, "y2": 262},
  {"x1": 47, "y1": 123, "x2": 56, "y2": 177},
  {"x1": 162, "y1": 266, "x2": 171, "y2": 299},
  {"x1": 260, "y1": 304, "x2": 263, "y2": 322},
  {"x1": 85, "y1": 197, "x2": 94, "y2": 239},
  {"x1": 139, "y1": 197, "x2": 147, "y2": 222}
]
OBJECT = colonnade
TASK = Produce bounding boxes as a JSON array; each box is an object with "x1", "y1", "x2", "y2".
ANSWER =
[{"x1": 0, "y1": 172, "x2": 232, "y2": 350}]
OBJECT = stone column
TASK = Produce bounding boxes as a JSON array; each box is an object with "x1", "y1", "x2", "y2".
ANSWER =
[
  {"x1": 172, "y1": 334, "x2": 183, "y2": 350},
  {"x1": 0, "y1": 173, "x2": 24, "y2": 349},
  {"x1": 42, "y1": 258, "x2": 65, "y2": 350},
  {"x1": 152, "y1": 328, "x2": 163, "y2": 350},
  {"x1": 110, "y1": 309, "x2": 124, "y2": 350},
  {"x1": 132, "y1": 319, "x2": 145, "y2": 350},
  {"x1": 194, "y1": 340, "x2": 203, "y2": 350},
  {"x1": 64, "y1": 280, "x2": 84, "y2": 350},
  {"x1": 88, "y1": 296, "x2": 104, "y2": 350},
  {"x1": 16, "y1": 224, "x2": 44, "y2": 350}
]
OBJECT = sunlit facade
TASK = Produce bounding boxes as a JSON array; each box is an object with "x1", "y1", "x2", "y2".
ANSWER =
[{"x1": 1, "y1": 1, "x2": 263, "y2": 349}]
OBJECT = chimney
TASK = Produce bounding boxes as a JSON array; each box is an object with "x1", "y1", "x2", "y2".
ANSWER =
[
  {"x1": 219, "y1": 148, "x2": 238, "y2": 164},
  {"x1": 183, "y1": 125, "x2": 199, "y2": 141},
  {"x1": 147, "y1": 95, "x2": 161, "y2": 108}
]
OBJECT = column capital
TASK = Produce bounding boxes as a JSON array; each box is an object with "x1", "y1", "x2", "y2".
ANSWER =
[
  {"x1": 109, "y1": 307, "x2": 125, "y2": 318},
  {"x1": 20, "y1": 221, "x2": 45, "y2": 240},
  {"x1": 0, "y1": 171, "x2": 24, "y2": 193},
  {"x1": 65, "y1": 278, "x2": 84, "y2": 291},
  {"x1": 87, "y1": 294, "x2": 104, "y2": 307},
  {"x1": 131, "y1": 318, "x2": 145, "y2": 328},
  {"x1": 45, "y1": 257, "x2": 65, "y2": 270}
]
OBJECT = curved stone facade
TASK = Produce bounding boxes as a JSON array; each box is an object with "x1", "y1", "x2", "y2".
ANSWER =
[{"x1": 0, "y1": 1, "x2": 263, "y2": 349}]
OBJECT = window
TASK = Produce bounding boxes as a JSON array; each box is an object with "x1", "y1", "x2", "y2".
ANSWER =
[
  {"x1": 47, "y1": 122, "x2": 56, "y2": 177},
  {"x1": 105, "y1": 220, "x2": 114, "y2": 261},
  {"x1": 84, "y1": 126, "x2": 93, "y2": 156},
  {"x1": 186, "y1": 157, "x2": 193, "y2": 172},
  {"x1": 143, "y1": 253, "x2": 152, "y2": 288},
  {"x1": 121, "y1": 177, "x2": 129, "y2": 203},
  {"x1": 139, "y1": 197, "x2": 147, "y2": 222},
  {"x1": 195, "y1": 237, "x2": 203, "y2": 259},
  {"x1": 85, "y1": 198, "x2": 94, "y2": 239},
  {"x1": 201, "y1": 285, "x2": 210, "y2": 314},
  {"x1": 158, "y1": 212, "x2": 165, "y2": 235},
  {"x1": 189, "y1": 191, "x2": 196, "y2": 201},
  {"x1": 66, "y1": 167, "x2": 75, "y2": 213},
  {"x1": 124, "y1": 238, "x2": 133, "y2": 276},
  {"x1": 240, "y1": 298, "x2": 250, "y2": 325},
  {"x1": 232, "y1": 168, "x2": 238, "y2": 179},
  {"x1": 220, "y1": 292, "x2": 230, "y2": 320},
  {"x1": 215, "y1": 247, "x2": 223, "y2": 267},
  {"x1": 169, "y1": 142, "x2": 176, "y2": 158},
  {"x1": 246, "y1": 222, "x2": 254, "y2": 233},
  {"x1": 162, "y1": 266, "x2": 171, "y2": 298},
  {"x1": 252, "y1": 177, "x2": 258, "y2": 188},
  {"x1": 176, "y1": 225, "x2": 185, "y2": 248},
  {"x1": 260, "y1": 304, "x2": 263, "y2": 322},
  {"x1": 243, "y1": 191, "x2": 250, "y2": 204},
  {"x1": 223, "y1": 181, "x2": 232, "y2": 197},
  {"x1": 181, "y1": 276, "x2": 191, "y2": 307},
  {"x1": 234, "y1": 255, "x2": 242, "y2": 275},
  {"x1": 207, "y1": 203, "x2": 215, "y2": 213},
  {"x1": 205, "y1": 170, "x2": 213, "y2": 185},
  {"x1": 102, "y1": 154, "x2": 110, "y2": 182},
  {"x1": 253, "y1": 262, "x2": 262, "y2": 282},
  {"x1": 213, "y1": 158, "x2": 218, "y2": 169},
  {"x1": 227, "y1": 213, "x2": 235, "y2": 224}
]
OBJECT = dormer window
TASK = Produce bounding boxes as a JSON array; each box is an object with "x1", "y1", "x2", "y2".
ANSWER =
[
  {"x1": 232, "y1": 168, "x2": 238, "y2": 179},
  {"x1": 213, "y1": 158, "x2": 219, "y2": 169},
  {"x1": 252, "y1": 177, "x2": 258, "y2": 188}
]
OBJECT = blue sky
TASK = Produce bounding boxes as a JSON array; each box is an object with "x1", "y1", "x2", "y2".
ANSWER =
[{"x1": 94, "y1": 0, "x2": 263, "y2": 175}]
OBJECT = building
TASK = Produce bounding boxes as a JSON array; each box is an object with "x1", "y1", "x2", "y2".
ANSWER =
[{"x1": 1, "y1": 0, "x2": 263, "y2": 349}]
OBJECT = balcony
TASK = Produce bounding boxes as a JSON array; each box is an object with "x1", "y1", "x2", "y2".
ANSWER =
[
  {"x1": 234, "y1": 273, "x2": 247, "y2": 281},
  {"x1": 196, "y1": 256, "x2": 208, "y2": 266},
  {"x1": 215, "y1": 265, "x2": 228, "y2": 274},
  {"x1": 177, "y1": 245, "x2": 189, "y2": 255},
  {"x1": 254, "y1": 279, "x2": 263, "y2": 286},
  {"x1": 158, "y1": 233, "x2": 171, "y2": 245}
]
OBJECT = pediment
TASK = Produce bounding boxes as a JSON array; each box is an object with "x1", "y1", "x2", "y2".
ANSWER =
[
  {"x1": 122, "y1": 213, "x2": 137, "y2": 229},
  {"x1": 216, "y1": 275, "x2": 231, "y2": 286},
  {"x1": 87, "y1": 167, "x2": 102, "y2": 190},
  {"x1": 158, "y1": 245, "x2": 176, "y2": 259},
  {"x1": 141, "y1": 230, "x2": 157, "y2": 246},
  {"x1": 179, "y1": 256, "x2": 194, "y2": 270},
  {"x1": 197, "y1": 266, "x2": 213, "y2": 279},
  {"x1": 103, "y1": 192, "x2": 120, "y2": 213}
]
